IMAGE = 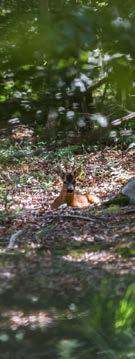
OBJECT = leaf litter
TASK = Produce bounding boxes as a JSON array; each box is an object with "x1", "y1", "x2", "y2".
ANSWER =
[{"x1": 0, "y1": 136, "x2": 135, "y2": 312}]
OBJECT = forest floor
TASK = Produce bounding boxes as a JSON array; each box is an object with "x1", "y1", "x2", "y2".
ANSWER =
[{"x1": 0, "y1": 125, "x2": 135, "y2": 332}]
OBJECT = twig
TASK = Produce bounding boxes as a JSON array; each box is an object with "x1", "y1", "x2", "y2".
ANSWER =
[
  {"x1": 44, "y1": 213, "x2": 105, "y2": 222},
  {"x1": 123, "y1": 208, "x2": 135, "y2": 214},
  {"x1": 58, "y1": 214, "x2": 99, "y2": 222},
  {"x1": 112, "y1": 112, "x2": 135, "y2": 126},
  {"x1": 7, "y1": 230, "x2": 23, "y2": 250}
]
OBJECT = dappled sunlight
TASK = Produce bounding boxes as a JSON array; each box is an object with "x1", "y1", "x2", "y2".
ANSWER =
[
  {"x1": 63, "y1": 250, "x2": 119, "y2": 265},
  {"x1": 0, "y1": 0, "x2": 135, "y2": 356},
  {"x1": 0, "y1": 141, "x2": 134, "y2": 215},
  {"x1": 1, "y1": 310, "x2": 54, "y2": 330},
  {"x1": 10, "y1": 125, "x2": 34, "y2": 142}
]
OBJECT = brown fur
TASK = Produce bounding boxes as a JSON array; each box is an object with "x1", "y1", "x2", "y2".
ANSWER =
[{"x1": 51, "y1": 168, "x2": 99, "y2": 209}]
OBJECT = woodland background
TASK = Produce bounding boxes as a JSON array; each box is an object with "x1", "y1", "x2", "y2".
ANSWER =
[{"x1": 0, "y1": 1, "x2": 135, "y2": 358}]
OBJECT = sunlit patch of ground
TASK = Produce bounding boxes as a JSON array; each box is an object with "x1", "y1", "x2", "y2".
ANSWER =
[
  {"x1": 1, "y1": 310, "x2": 54, "y2": 330},
  {"x1": 0, "y1": 134, "x2": 134, "y2": 278}
]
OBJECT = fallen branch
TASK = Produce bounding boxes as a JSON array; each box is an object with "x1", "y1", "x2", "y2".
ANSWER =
[
  {"x1": 58, "y1": 214, "x2": 103, "y2": 222},
  {"x1": 123, "y1": 208, "x2": 135, "y2": 214},
  {"x1": 112, "y1": 112, "x2": 135, "y2": 126},
  {"x1": 44, "y1": 213, "x2": 105, "y2": 222},
  {"x1": 7, "y1": 230, "x2": 23, "y2": 250},
  {"x1": 78, "y1": 111, "x2": 135, "y2": 127}
]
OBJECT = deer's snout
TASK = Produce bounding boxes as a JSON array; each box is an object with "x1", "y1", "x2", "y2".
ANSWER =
[{"x1": 67, "y1": 183, "x2": 74, "y2": 192}]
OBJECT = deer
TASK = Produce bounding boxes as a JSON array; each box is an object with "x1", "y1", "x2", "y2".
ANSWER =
[{"x1": 51, "y1": 164, "x2": 99, "y2": 209}]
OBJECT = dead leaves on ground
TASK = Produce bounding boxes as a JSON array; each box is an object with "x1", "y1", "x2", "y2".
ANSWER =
[{"x1": 0, "y1": 144, "x2": 134, "y2": 273}]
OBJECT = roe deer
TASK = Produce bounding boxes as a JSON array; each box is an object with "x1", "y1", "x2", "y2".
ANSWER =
[{"x1": 51, "y1": 166, "x2": 99, "y2": 209}]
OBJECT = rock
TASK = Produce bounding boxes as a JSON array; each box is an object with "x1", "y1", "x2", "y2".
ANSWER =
[
  {"x1": 104, "y1": 177, "x2": 135, "y2": 206},
  {"x1": 121, "y1": 177, "x2": 135, "y2": 204}
]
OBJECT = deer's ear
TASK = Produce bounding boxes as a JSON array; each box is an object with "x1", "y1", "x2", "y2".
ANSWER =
[{"x1": 73, "y1": 166, "x2": 82, "y2": 179}]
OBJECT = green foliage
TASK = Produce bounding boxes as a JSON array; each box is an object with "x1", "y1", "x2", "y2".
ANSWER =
[
  {"x1": 104, "y1": 194, "x2": 129, "y2": 207},
  {"x1": 0, "y1": 0, "x2": 135, "y2": 143},
  {"x1": 115, "y1": 284, "x2": 135, "y2": 332},
  {"x1": 0, "y1": 142, "x2": 33, "y2": 164}
]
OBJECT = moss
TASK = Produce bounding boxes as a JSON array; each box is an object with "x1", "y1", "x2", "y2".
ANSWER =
[
  {"x1": 115, "y1": 247, "x2": 135, "y2": 258},
  {"x1": 104, "y1": 193, "x2": 129, "y2": 207}
]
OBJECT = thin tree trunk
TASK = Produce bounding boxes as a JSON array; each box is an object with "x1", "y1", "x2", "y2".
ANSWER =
[{"x1": 39, "y1": 0, "x2": 49, "y2": 25}]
